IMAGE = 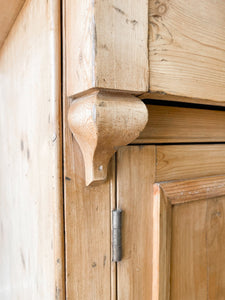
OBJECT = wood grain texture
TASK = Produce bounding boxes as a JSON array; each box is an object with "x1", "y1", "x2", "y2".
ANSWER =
[
  {"x1": 171, "y1": 200, "x2": 209, "y2": 300},
  {"x1": 68, "y1": 91, "x2": 148, "y2": 185},
  {"x1": 63, "y1": 114, "x2": 114, "y2": 300},
  {"x1": 116, "y1": 146, "x2": 156, "y2": 300},
  {"x1": 160, "y1": 176, "x2": 225, "y2": 205},
  {"x1": 171, "y1": 196, "x2": 225, "y2": 299},
  {"x1": 0, "y1": 0, "x2": 25, "y2": 48},
  {"x1": 65, "y1": 0, "x2": 148, "y2": 97},
  {"x1": 63, "y1": 7, "x2": 115, "y2": 297},
  {"x1": 154, "y1": 177, "x2": 225, "y2": 300},
  {"x1": 156, "y1": 144, "x2": 225, "y2": 182},
  {"x1": 0, "y1": 0, "x2": 64, "y2": 299},
  {"x1": 149, "y1": 0, "x2": 225, "y2": 102},
  {"x1": 136, "y1": 105, "x2": 225, "y2": 143},
  {"x1": 152, "y1": 185, "x2": 172, "y2": 300}
]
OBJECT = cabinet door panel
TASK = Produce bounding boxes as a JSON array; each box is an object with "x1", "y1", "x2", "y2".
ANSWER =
[
  {"x1": 153, "y1": 176, "x2": 225, "y2": 300},
  {"x1": 117, "y1": 144, "x2": 225, "y2": 300},
  {"x1": 156, "y1": 144, "x2": 225, "y2": 182}
]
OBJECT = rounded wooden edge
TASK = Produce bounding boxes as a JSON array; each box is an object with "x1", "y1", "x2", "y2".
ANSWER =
[{"x1": 68, "y1": 90, "x2": 148, "y2": 185}]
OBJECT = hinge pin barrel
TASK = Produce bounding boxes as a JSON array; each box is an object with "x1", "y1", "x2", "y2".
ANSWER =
[{"x1": 112, "y1": 209, "x2": 122, "y2": 262}]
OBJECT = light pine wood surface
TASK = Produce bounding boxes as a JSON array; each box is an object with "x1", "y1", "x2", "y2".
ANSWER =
[
  {"x1": 63, "y1": 3, "x2": 115, "y2": 296},
  {"x1": 153, "y1": 176, "x2": 225, "y2": 299},
  {"x1": 68, "y1": 91, "x2": 148, "y2": 185},
  {"x1": 156, "y1": 144, "x2": 225, "y2": 182},
  {"x1": 0, "y1": 0, "x2": 64, "y2": 299},
  {"x1": 65, "y1": 0, "x2": 149, "y2": 97},
  {"x1": 159, "y1": 176, "x2": 225, "y2": 205},
  {"x1": 116, "y1": 145, "x2": 225, "y2": 299},
  {"x1": 63, "y1": 107, "x2": 114, "y2": 300},
  {"x1": 152, "y1": 185, "x2": 171, "y2": 300},
  {"x1": 136, "y1": 105, "x2": 225, "y2": 144},
  {"x1": 64, "y1": 0, "x2": 225, "y2": 105},
  {"x1": 2, "y1": 0, "x2": 225, "y2": 299},
  {"x1": 0, "y1": 0, "x2": 25, "y2": 48},
  {"x1": 171, "y1": 196, "x2": 225, "y2": 299},
  {"x1": 64, "y1": 0, "x2": 225, "y2": 104},
  {"x1": 63, "y1": 143, "x2": 114, "y2": 299},
  {"x1": 116, "y1": 146, "x2": 156, "y2": 300},
  {"x1": 149, "y1": 0, "x2": 225, "y2": 103}
]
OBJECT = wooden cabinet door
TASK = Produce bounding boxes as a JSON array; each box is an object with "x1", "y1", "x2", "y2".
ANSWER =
[
  {"x1": 116, "y1": 144, "x2": 225, "y2": 300},
  {"x1": 153, "y1": 176, "x2": 225, "y2": 300}
]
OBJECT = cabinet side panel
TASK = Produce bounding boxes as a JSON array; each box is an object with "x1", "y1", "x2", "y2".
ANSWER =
[
  {"x1": 0, "y1": 0, "x2": 25, "y2": 48},
  {"x1": 117, "y1": 146, "x2": 155, "y2": 300},
  {"x1": 0, "y1": 0, "x2": 64, "y2": 299}
]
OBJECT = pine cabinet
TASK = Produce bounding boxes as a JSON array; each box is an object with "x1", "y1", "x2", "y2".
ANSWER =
[{"x1": 1, "y1": 0, "x2": 225, "y2": 299}]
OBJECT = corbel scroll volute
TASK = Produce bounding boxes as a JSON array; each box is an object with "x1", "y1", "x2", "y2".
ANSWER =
[{"x1": 68, "y1": 91, "x2": 148, "y2": 186}]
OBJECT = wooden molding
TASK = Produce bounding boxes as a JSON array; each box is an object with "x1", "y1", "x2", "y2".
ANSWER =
[
  {"x1": 152, "y1": 175, "x2": 225, "y2": 299},
  {"x1": 68, "y1": 91, "x2": 148, "y2": 185}
]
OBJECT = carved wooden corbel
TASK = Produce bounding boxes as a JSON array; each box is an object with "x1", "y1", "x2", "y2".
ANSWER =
[{"x1": 68, "y1": 90, "x2": 148, "y2": 186}]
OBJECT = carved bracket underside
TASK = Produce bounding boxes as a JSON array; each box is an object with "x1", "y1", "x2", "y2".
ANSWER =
[{"x1": 68, "y1": 90, "x2": 148, "y2": 185}]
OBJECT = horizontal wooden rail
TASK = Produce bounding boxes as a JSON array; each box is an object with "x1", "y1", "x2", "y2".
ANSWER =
[{"x1": 135, "y1": 104, "x2": 225, "y2": 144}]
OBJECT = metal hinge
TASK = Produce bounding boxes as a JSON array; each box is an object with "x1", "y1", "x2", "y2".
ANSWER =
[{"x1": 112, "y1": 209, "x2": 122, "y2": 262}]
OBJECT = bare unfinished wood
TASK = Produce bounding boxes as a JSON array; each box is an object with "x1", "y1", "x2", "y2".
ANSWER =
[
  {"x1": 117, "y1": 146, "x2": 156, "y2": 300},
  {"x1": 156, "y1": 144, "x2": 225, "y2": 182},
  {"x1": 63, "y1": 11, "x2": 115, "y2": 297},
  {"x1": 171, "y1": 197, "x2": 225, "y2": 299},
  {"x1": 63, "y1": 139, "x2": 114, "y2": 300},
  {"x1": 153, "y1": 177, "x2": 225, "y2": 299},
  {"x1": 116, "y1": 145, "x2": 225, "y2": 299},
  {"x1": 152, "y1": 185, "x2": 171, "y2": 300},
  {"x1": 0, "y1": 0, "x2": 25, "y2": 48},
  {"x1": 68, "y1": 91, "x2": 148, "y2": 185},
  {"x1": 135, "y1": 105, "x2": 225, "y2": 144},
  {"x1": 65, "y1": 0, "x2": 148, "y2": 97},
  {"x1": 159, "y1": 175, "x2": 225, "y2": 205},
  {"x1": 149, "y1": 0, "x2": 225, "y2": 102},
  {"x1": 0, "y1": 0, "x2": 64, "y2": 299}
]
